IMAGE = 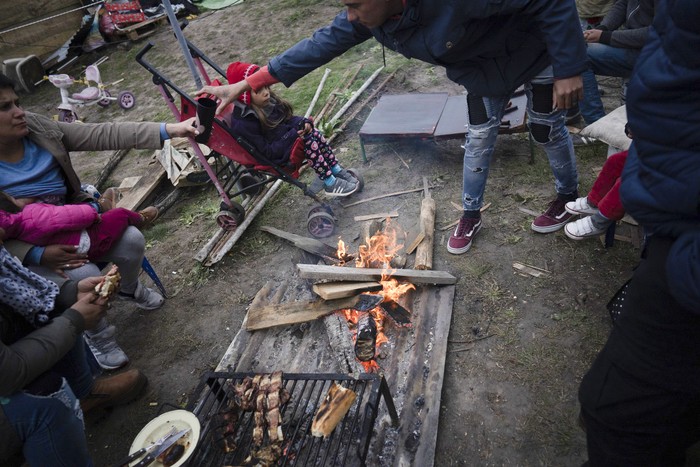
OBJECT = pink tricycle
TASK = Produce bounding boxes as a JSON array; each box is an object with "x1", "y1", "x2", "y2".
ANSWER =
[{"x1": 47, "y1": 59, "x2": 136, "y2": 122}]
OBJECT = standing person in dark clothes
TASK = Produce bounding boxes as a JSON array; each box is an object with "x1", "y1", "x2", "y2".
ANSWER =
[
  {"x1": 578, "y1": 0, "x2": 700, "y2": 464},
  {"x1": 199, "y1": 0, "x2": 588, "y2": 255}
]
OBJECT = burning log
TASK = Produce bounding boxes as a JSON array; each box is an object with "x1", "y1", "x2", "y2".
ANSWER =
[
  {"x1": 381, "y1": 300, "x2": 412, "y2": 326},
  {"x1": 354, "y1": 313, "x2": 378, "y2": 362},
  {"x1": 311, "y1": 383, "x2": 358, "y2": 438}
]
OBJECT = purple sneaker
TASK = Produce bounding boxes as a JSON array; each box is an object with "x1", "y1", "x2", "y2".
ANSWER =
[
  {"x1": 531, "y1": 197, "x2": 574, "y2": 233},
  {"x1": 447, "y1": 217, "x2": 482, "y2": 254}
]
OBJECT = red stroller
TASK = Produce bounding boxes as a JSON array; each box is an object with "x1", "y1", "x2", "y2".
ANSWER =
[{"x1": 135, "y1": 38, "x2": 363, "y2": 238}]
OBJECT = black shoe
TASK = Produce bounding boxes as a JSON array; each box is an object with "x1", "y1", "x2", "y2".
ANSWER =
[{"x1": 566, "y1": 105, "x2": 582, "y2": 125}]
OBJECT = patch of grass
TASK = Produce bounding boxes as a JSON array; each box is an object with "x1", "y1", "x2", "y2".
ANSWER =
[
  {"x1": 185, "y1": 263, "x2": 214, "y2": 289},
  {"x1": 144, "y1": 223, "x2": 171, "y2": 247},
  {"x1": 179, "y1": 197, "x2": 220, "y2": 226}
]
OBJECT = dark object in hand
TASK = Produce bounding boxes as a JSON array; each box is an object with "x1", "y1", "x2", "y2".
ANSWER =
[
  {"x1": 157, "y1": 442, "x2": 186, "y2": 466},
  {"x1": 354, "y1": 313, "x2": 377, "y2": 362}
]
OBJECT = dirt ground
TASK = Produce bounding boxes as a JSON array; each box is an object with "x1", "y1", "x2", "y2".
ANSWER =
[{"x1": 19, "y1": 2, "x2": 645, "y2": 465}]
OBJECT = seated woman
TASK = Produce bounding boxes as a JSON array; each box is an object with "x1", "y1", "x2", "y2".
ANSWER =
[
  {"x1": 0, "y1": 230, "x2": 146, "y2": 467},
  {"x1": 0, "y1": 73, "x2": 197, "y2": 370}
]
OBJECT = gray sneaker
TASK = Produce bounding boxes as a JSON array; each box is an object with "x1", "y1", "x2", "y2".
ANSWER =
[
  {"x1": 85, "y1": 325, "x2": 129, "y2": 370},
  {"x1": 334, "y1": 167, "x2": 358, "y2": 183},
  {"x1": 118, "y1": 281, "x2": 164, "y2": 310},
  {"x1": 324, "y1": 177, "x2": 358, "y2": 197}
]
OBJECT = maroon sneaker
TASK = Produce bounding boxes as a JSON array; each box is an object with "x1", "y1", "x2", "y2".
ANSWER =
[
  {"x1": 447, "y1": 217, "x2": 482, "y2": 254},
  {"x1": 531, "y1": 197, "x2": 574, "y2": 233}
]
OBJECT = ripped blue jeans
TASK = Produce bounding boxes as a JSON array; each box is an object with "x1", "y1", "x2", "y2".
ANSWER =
[
  {"x1": 1, "y1": 336, "x2": 94, "y2": 466},
  {"x1": 461, "y1": 66, "x2": 578, "y2": 212}
]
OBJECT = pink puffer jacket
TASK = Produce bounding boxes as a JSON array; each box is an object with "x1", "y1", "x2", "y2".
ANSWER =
[{"x1": 0, "y1": 203, "x2": 97, "y2": 247}]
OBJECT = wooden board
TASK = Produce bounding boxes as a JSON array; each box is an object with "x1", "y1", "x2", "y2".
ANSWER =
[
  {"x1": 116, "y1": 159, "x2": 165, "y2": 211},
  {"x1": 312, "y1": 281, "x2": 382, "y2": 300},
  {"x1": 215, "y1": 280, "x2": 456, "y2": 467},
  {"x1": 297, "y1": 263, "x2": 456, "y2": 285},
  {"x1": 245, "y1": 295, "x2": 364, "y2": 331}
]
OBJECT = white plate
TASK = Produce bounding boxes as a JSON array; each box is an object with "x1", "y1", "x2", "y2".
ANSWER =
[{"x1": 129, "y1": 409, "x2": 200, "y2": 467}]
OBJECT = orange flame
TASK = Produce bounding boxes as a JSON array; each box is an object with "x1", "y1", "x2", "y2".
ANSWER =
[
  {"x1": 336, "y1": 238, "x2": 347, "y2": 262},
  {"x1": 356, "y1": 219, "x2": 403, "y2": 269}
]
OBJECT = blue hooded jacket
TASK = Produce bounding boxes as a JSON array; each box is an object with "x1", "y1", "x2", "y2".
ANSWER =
[
  {"x1": 268, "y1": 0, "x2": 588, "y2": 97},
  {"x1": 620, "y1": 0, "x2": 700, "y2": 312}
]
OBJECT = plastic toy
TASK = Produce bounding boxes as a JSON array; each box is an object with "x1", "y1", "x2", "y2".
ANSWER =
[{"x1": 46, "y1": 58, "x2": 136, "y2": 122}]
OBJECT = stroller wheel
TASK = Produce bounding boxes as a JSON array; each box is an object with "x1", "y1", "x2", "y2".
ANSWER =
[
  {"x1": 118, "y1": 91, "x2": 137, "y2": 110},
  {"x1": 216, "y1": 201, "x2": 245, "y2": 231},
  {"x1": 347, "y1": 168, "x2": 364, "y2": 193},
  {"x1": 239, "y1": 173, "x2": 265, "y2": 196},
  {"x1": 98, "y1": 89, "x2": 112, "y2": 107},
  {"x1": 58, "y1": 109, "x2": 77, "y2": 123},
  {"x1": 307, "y1": 211, "x2": 336, "y2": 238},
  {"x1": 308, "y1": 204, "x2": 334, "y2": 218}
]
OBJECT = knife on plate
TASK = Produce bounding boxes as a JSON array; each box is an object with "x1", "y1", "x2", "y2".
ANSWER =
[{"x1": 132, "y1": 427, "x2": 191, "y2": 467}]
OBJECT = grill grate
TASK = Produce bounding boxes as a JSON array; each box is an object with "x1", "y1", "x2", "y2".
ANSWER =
[{"x1": 186, "y1": 372, "x2": 397, "y2": 466}]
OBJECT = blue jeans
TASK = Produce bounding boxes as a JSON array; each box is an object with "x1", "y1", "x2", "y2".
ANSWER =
[
  {"x1": 1, "y1": 336, "x2": 94, "y2": 466},
  {"x1": 462, "y1": 66, "x2": 578, "y2": 212},
  {"x1": 580, "y1": 43, "x2": 641, "y2": 124}
]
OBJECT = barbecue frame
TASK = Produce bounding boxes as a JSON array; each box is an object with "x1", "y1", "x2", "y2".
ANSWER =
[{"x1": 186, "y1": 372, "x2": 398, "y2": 466}]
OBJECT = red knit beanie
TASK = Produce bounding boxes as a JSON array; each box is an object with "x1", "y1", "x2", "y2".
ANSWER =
[{"x1": 226, "y1": 61, "x2": 261, "y2": 105}]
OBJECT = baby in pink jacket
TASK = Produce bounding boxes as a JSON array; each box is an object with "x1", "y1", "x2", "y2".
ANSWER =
[{"x1": 0, "y1": 191, "x2": 158, "y2": 261}]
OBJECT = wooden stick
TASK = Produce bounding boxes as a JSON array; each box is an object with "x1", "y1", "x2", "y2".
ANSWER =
[
  {"x1": 342, "y1": 185, "x2": 435, "y2": 208},
  {"x1": 415, "y1": 177, "x2": 435, "y2": 270},
  {"x1": 330, "y1": 66, "x2": 384, "y2": 124},
  {"x1": 305, "y1": 68, "x2": 331, "y2": 118},
  {"x1": 353, "y1": 211, "x2": 399, "y2": 222},
  {"x1": 297, "y1": 263, "x2": 456, "y2": 285},
  {"x1": 95, "y1": 149, "x2": 129, "y2": 191}
]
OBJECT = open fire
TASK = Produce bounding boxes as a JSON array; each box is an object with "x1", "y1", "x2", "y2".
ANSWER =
[{"x1": 336, "y1": 220, "x2": 415, "y2": 372}]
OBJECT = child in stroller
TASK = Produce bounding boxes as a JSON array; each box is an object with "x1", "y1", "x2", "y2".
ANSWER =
[{"x1": 216, "y1": 62, "x2": 360, "y2": 198}]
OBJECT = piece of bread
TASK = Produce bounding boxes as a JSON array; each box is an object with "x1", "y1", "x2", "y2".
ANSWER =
[
  {"x1": 94, "y1": 265, "x2": 121, "y2": 299},
  {"x1": 311, "y1": 383, "x2": 357, "y2": 438}
]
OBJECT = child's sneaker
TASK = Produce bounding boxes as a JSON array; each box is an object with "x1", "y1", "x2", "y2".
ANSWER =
[
  {"x1": 324, "y1": 177, "x2": 358, "y2": 197},
  {"x1": 118, "y1": 281, "x2": 165, "y2": 310},
  {"x1": 564, "y1": 216, "x2": 609, "y2": 240},
  {"x1": 334, "y1": 167, "x2": 358, "y2": 183},
  {"x1": 565, "y1": 197, "x2": 598, "y2": 216}
]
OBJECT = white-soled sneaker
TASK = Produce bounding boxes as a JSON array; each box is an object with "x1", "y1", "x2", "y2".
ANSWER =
[
  {"x1": 324, "y1": 177, "x2": 358, "y2": 197},
  {"x1": 565, "y1": 197, "x2": 598, "y2": 216},
  {"x1": 84, "y1": 325, "x2": 129, "y2": 370},
  {"x1": 564, "y1": 216, "x2": 609, "y2": 240},
  {"x1": 118, "y1": 281, "x2": 164, "y2": 310}
]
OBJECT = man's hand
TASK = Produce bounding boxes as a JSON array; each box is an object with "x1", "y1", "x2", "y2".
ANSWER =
[
  {"x1": 165, "y1": 117, "x2": 199, "y2": 139},
  {"x1": 71, "y1": 292, "x2": 107, "y2": 330},
  {"x1": 583, "y1": 29, "x2": 602, "y2": 43},
  {"x1": 41, "y1": 244, "x2": 89, "y2": 277},
  {"x1": 197, "y1": 81, "x2": 251, "y2": 115},
  {"x1": 553, "y1": 76, "x2": 584, "y2": 110}
]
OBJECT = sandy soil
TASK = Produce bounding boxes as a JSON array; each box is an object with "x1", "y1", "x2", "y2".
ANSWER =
[{"x1": 18, "y1": 2, "x2": 644, "y2": 465}]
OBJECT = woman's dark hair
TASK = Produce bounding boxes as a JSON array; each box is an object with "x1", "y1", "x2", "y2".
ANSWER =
[
  {"x1": 0, "y1": 74, "x2": 16, "y2": 91},
  {"x1": 250, "y1": 88, "x2": 294, "y2": 131},
  {"x1": 0, "y1": 191, "x2": 21, "y2": 213}
]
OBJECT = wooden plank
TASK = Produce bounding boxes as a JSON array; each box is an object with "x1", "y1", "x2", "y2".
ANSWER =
[
  {"x1": 260, "y1": 226, "x2": 340, "y2": 260},
  {"x1": 245, "y1": 295, "x2": 367, "y2": 331},
  {"x1": 312, "y1": 281, "x2": 382, "y2": 300},
  {"x1": 512, "y1": 262, "x2": 549, "y2": 278},
  {"x1": 116, "y1": 160, "x2": 165, "y2": 211},
  {"x1": 297, "y1": 263, "x2": 456, "y2": 285}
]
